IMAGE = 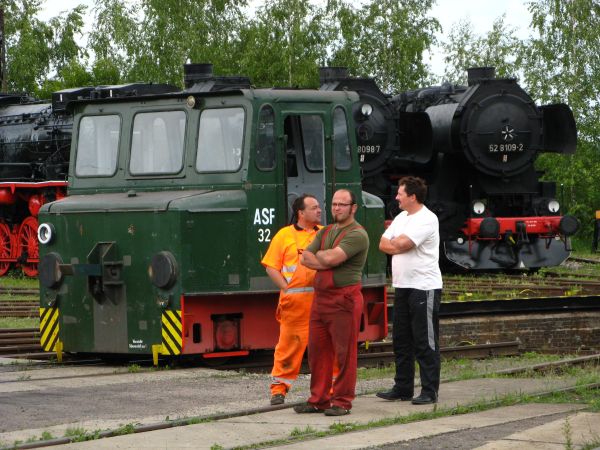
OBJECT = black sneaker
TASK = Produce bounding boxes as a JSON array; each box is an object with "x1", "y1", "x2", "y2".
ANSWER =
[
  {"x1": 376, "y1": 390, "x2": 413, "y2": 401},
  {"x1": 324, "y1": 405, "x2": 350, "y2": 416},
  {"x1": 411, "y1": 393, "x2": 437, "y2": 405},
  {"x1": 270, "y1": 394, "x2": 285, "y2": 405},
  {"x1": 293, "y1": 402, "x2": 325, "y2": 413}
]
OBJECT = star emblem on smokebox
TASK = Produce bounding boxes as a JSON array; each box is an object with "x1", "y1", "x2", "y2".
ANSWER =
[{"x1": 501, "y1": 125, "x2": 515, "y2": 141}]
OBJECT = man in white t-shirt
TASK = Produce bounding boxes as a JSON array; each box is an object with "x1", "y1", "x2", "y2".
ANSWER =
[{"x1": 376, "y1": 176, "x2": 443, "y2": 405}]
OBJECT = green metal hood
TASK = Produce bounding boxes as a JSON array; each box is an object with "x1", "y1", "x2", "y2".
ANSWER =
[{"x1": 43, "y1": 189, "x2": 247, "y2": 213}]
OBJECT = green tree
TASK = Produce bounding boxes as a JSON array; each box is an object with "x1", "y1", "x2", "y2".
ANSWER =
[
  {"x1": 87, "y1": 0, "x2": 144, "y2": 82},
  {"x1": 354, "y1": 0, "x2": 440, "y2": 91},
  {"x1": 235, "y1": 0, "x2": 332, "y2": 88},
  {"x1": 85, "y1": 0, "x2": 439, "y2": 91},
  {"x1": 88, "y1": 0, "x2": 247, "y2": 87},
  {"x1": 47, "y1": 5, "x2": 88, "y2": 74},
  {"x1": 326, "y1": 0, "x2": 362, "y2": 73},
  {"x1": 2, "y1": 0, "x2": 87, "y2": 96},
  {"x1": 524, "y1": 0, "x2": 600, "y2": 242},
  {"x1": 328, "y1": 0, "x2": 440, "y2": 91},
  {"x1": 441, "y1": 15, "x2": 524, "y2": 84},
  {"x1": 3, "y1": 0, "x2": 53, "y2": 93}
]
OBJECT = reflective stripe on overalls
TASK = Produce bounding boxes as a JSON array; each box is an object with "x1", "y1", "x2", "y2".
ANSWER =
[{"x1": 307, "y1": 224, "x2": 364, "y2": 410}]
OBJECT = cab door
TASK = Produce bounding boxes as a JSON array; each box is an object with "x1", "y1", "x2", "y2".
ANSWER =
[{"x1": 281, "y1": 112, "x2": 330, "y2": 224}]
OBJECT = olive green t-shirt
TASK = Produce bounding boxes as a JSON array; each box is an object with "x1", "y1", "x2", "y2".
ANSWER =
[{"x1": 306, "y1": 221, "x2": 369, "y2": 287}]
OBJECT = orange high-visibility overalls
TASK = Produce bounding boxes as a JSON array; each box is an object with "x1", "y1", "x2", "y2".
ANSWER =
[{"x1": 262, "y1": 224, "x2": 321, "y2": 396}]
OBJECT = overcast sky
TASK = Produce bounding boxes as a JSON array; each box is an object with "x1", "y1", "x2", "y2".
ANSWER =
[{"x1": 39, "y1": 0, "x2": 533, "y2": 78}]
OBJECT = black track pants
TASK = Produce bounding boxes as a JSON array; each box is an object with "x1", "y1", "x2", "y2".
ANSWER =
[{"x1": 392, "y1": 288, "x2": 442, "y2": 398}]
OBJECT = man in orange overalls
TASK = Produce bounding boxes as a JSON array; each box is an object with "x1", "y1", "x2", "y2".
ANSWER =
[{"x1": 261, "y1": 194, "x2": 322, "y2": 405}]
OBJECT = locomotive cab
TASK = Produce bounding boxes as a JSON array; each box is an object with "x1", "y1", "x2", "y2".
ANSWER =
[{"x1": 37, "y1": 68, "x2": 387, "y2": 362}]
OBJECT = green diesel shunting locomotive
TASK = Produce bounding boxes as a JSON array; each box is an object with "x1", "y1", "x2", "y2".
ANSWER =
[{"x1": 37, "y1": 64, "x2": 388, "y2": 363}]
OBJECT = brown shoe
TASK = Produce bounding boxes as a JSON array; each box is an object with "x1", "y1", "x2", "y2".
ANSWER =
[
  {"x1": 270, "y1": 394, "x2": 285, "y2": 405},
  {"x1": 293, "y1": 402, "x2": 325, "y2": 413},
  {"x1": 324, "y1": 405, "x2": 350, "y2": 416}
]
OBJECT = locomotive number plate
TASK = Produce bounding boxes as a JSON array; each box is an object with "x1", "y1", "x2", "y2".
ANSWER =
[
  {"x1": 358, "y1": 145, "x2": 381, "y2": 154},
  {"x1": 488, "y1": 143, "x2": 524, "y2": 152}
]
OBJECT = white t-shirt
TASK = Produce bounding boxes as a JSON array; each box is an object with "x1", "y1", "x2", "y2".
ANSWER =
[{"x1": 383, "y1": 205, "x2": 443, "y2": 290}]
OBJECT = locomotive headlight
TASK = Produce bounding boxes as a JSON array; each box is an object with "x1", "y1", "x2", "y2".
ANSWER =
[
  {"x1": 186, "y1": 95, "x2": 196, "y2": 108},
  {"x1": 472, "y1": 201, "x2": 486, "y2": 215},
  {"x1": 38, "y1": 223, "x2": 55, "y2": 245},
  {"x1": 149, "y1": 251, "x2": 178, "y2": 289},
  {"x1": 360, "y1": 103, "x2": 373, "y2": 117},
  {"x1": 548, "y1": 199, "x2": 560, "y2": 213}
]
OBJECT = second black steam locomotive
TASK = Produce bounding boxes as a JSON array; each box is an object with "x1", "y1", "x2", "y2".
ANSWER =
[{"x1": 321, "y1": 66, "x2": 578, "y2": 270}]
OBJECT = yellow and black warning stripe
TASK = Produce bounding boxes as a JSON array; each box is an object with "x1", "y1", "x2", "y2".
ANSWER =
[
  {"x1": 161, "y1": 309, "x2": 182, "y2": 355},
  {"x1": 39, "y1": 307, "x2": 60, "y2": 352}
]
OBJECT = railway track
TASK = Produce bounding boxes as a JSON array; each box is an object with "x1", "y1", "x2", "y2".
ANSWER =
[
  {"x1": 0, "y1": 301, "x2": 38, "y2": 318},
  {"x1": 567, "y1": 256, "x2": 600, "y2": 264},
  {"x1": 0, "y1": 325, "x2": 520, "y2": 365},
  {"x1": 0, "y1": 285, "x2": 39, "y2": 318},
  {"x1": 0, "y1": 328, "x2": 45, "y2": 358},
  {"x1": 0, "y1": 287, "x2": 39, "y2": 295}
]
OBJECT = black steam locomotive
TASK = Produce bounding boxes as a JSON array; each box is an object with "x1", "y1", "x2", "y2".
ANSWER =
[
  {"x1": 0, "y1": 92, "x2": 75, "y2": 276},
  {"x1": 320, "y1": 66, "x2": 578, "y2": 270}
]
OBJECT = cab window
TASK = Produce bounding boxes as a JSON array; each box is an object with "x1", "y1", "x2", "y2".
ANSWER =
[
  {"x1": 130, "y1": 111, "x2": 186, "y2": 175},
  {"x1": 197, "y1": 107, "x2": 244, "y2": 172},
  {"x1": 300, "y1": 115, "x2": 324, "y2": 172},
  {"x1": 256, "y1": 106, "x2": 275, "y2": 170},
  {"x1": 75, "y1": 115, "x2": 120, "y2": 177},
  {"x1": 333, "y1": 107, "x2": 351, "y2": 170}
]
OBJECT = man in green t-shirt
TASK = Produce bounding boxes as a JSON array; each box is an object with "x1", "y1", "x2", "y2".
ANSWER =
[{"x1": 294, "y1": 188, "x2": 369, "y2": 417}]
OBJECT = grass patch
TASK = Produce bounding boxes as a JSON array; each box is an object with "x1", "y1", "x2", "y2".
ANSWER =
[
  {"x1": 40, "y1": 431, "x2": 54, "y2": 441},
  {"x1": 113, "y1": 423, "x2": 137, "y2": 436},
  {"x1": 581, "y1": 436, "x2": 600, "y2": 450},
  {"x1": 127, "y1": 364, "x2": 142, "y2": 373},
  {"x1": 63, "y1": 426, "x2": 102, "y2": 442},
  {"x1": 357, "y1": 364, "x2": 394, "y2": 381},
  {"x1": 0, "y1": 317, "x2": 38, "y2": 329},
  {"x1": 358, "y1": 352, "x2": 575, "y2": 383},
  {"x1": 442, "y1": 352, "x2": 567, "y2": 380},
  {"x1": 289, "y1": 425, "x2": 317, "y2": 437},
  {"x1": 0, "y1": 272, "x2": 38, "y2": 289},
  {"x1": 22, "y1": 430, "x2": 55, "y2": 443},
  {"x1": 534, "y1": 384, "x2": 600, "y2": 410},
  {"x1": 0, "y1": 294, "x2": 38, "y2": 301}
]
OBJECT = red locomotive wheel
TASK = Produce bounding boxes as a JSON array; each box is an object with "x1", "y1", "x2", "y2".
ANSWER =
[
  {"x1": 0, "y1": 222, "x2": 12, "y2": 276},
  {"x1": 18, "y1": 216, "x2": 39, "y2": 277}
]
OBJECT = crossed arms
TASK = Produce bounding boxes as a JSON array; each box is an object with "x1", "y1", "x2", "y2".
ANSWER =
[
  {"x1": 301, "y1": 246, "x2": 348, "y2": 270},
  {"x1": 379, "y1": 235, "x2": 415, "y2": 255}
]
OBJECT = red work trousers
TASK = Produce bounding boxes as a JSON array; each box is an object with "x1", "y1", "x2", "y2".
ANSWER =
[{"x1": 307, "y1": 270, "x2": 363, "y2": 410}]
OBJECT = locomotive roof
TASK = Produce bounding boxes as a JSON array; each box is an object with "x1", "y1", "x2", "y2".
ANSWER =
[{"x1": 66, "y1": 87, "x2": 359, "y2": 111}]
